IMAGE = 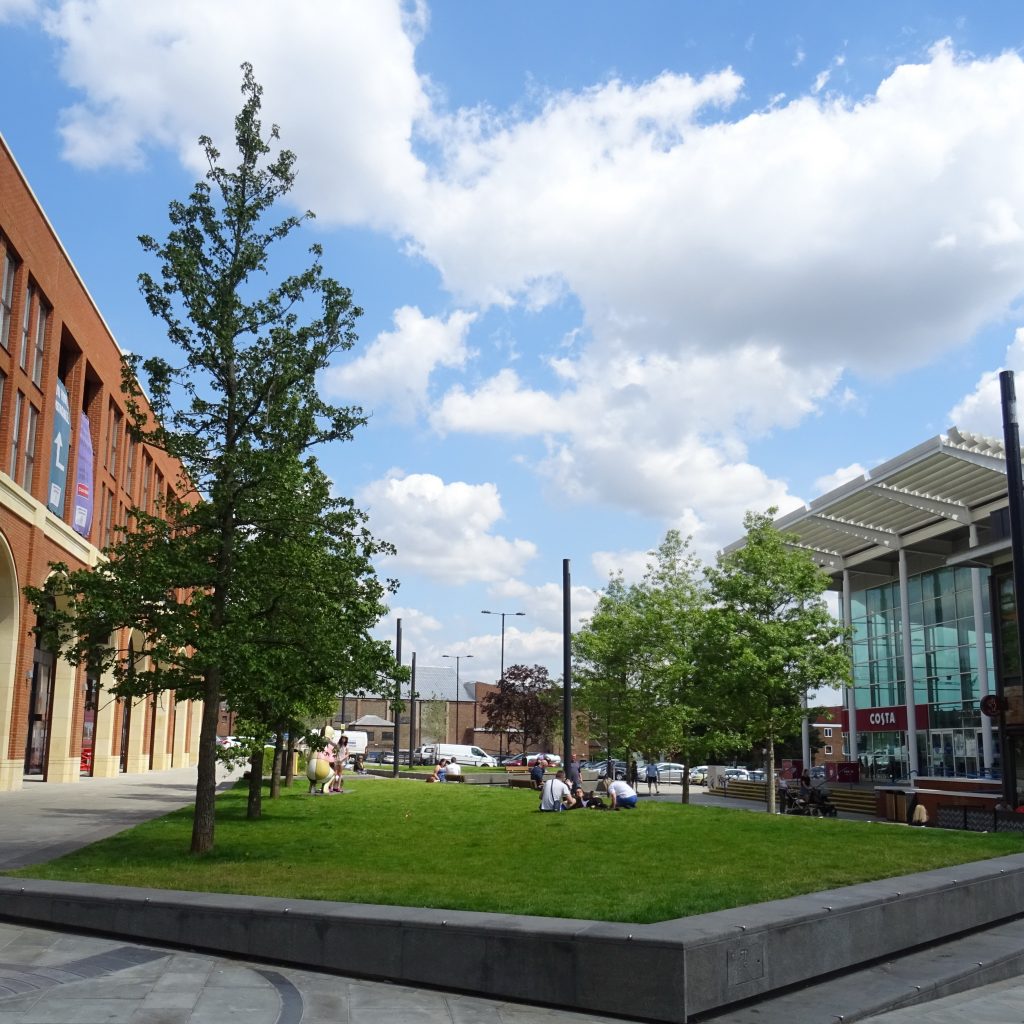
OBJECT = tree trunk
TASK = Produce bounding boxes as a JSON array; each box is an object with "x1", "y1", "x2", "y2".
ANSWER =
[
  {"x1": 766, "y1": 732, "x2": 777, "y2": 814},
  {"x1": 247, "y1": 746, "x2": 264, "y2": 819},
  {"x1": 284, "y1": 733, "x2": 296, "y2": 789},
  {"x1": 269, "y1": 731, "x2": 283, "y2": 799},
  {"x1": 682, "y1": 762, "x2": 690, "y2": 804},
  {"x1": 190, "y1": 673, "x2": 221, "y2": 854}
]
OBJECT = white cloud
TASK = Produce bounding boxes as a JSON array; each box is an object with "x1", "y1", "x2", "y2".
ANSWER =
[
  {"x1": 814, "y1": 462, "x2": 868, "y2": 494},
  {"x1": 591, "y1": 548, "x2": 652, "y2": 586},
  {"x1": 486, "y1": 578, "x2": 600, "y2": 635},
  {"x1": 42, "y1": 0, "x2": 430, "y2": 226},
  {"x1": 0, "y1": 0, "x2": 37, "y2": 21},
  {"x1": 358, "y1": 471, "x2": 537, "y2": 585},
  {"x1": 32, "y1": 16, "x2": 1024, "y2": 544},
  {"x1": 947, "y1": 328, "x2": 1024, "y2": 437},
  {"x1": 325, "y1": 306, "x2": 476, "y2": 417}
]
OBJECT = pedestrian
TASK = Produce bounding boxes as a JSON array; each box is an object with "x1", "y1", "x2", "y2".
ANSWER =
[
  {"x1": 606, "y1": 777, "x2": 639, "y2": 810},
  {"x1": 529, "y1": 757, "x2": 546, "y2": 790},
  {"x1": 644, "y1": 760, "x2": 660, "y2": 794},
  {"x1": 628, "y1": 758, "x2": 639, "y2": 787},
  {"x1": 539, "y1": 769, "x2": 576, "y2": 811},
  {"x1": 565, "y1": 754, "x2": 582, "y2": 790}
]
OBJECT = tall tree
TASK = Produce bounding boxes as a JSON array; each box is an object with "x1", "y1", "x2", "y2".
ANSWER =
[
  {"x1": 481, "y1": 664, "x2": 558, "y2": 754},
  {"x1": 701, "y1": 509, "x2": 850, "y2": 813},
  {"x1": 26, "y1": 65, "x2": 395, "y2": 852}
]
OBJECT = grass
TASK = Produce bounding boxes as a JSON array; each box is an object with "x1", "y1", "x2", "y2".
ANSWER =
[{"x1": 8, "y1": 777, "x2": 1022, "y2": 924}]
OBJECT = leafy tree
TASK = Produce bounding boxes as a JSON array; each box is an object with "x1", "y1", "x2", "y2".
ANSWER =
[
  {"x1": 25, "y1": 65, "x2": 395, "y2": 852},
  {"x1": 574, "y1": 531, "x2": 716, "y2": 799},
  {"x1": 481, "y1": 664, "x2": 558, "y2": 754},
  {"x1": 701, "y1": 509, "x2": 850, "y2": 812}
]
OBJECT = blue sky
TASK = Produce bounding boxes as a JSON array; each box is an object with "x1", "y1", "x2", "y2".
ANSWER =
[{"x1": 3, "y1": 1, "x2": 1024, "y2": 699}]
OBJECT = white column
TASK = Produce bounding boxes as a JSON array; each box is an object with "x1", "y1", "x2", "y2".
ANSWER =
[
  {"x1": 898, "y1": 548, "x2": 919, "y2": 778},
  {"x1": 843, "y1": 570, "x2": 856, "y2": 763},
  {"x1": 969, "y1": 523, "x2": 995, "y2": 774}
]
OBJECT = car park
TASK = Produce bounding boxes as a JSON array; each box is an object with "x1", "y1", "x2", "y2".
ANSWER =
[
  {"x1": 723, "y1": 767, "x2": 750, "y2": 781},
  {"x1": 688, "y1": 765, "x2": 708, "y2": 785}
]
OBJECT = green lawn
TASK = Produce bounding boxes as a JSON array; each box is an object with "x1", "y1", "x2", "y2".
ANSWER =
[{"x1": 8, "y1": 777, "x2": 1022, "y2": 924}]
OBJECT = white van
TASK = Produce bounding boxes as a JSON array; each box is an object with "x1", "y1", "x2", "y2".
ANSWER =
[
  {"x1": 337, "y1": 730, "x2": 367, "y2": 756},
  {"x1": 418, "y1": 743, "x2": 497, "y2": 767}
]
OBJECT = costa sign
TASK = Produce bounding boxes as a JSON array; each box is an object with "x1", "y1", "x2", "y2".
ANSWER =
[{"x1": 850, "y1": 705, "x2": 928, "y2": 732}]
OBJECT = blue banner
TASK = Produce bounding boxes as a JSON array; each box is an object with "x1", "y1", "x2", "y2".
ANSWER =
[
  {"x1": 72, "y1": 411, "x2": 94, "y2": 538},
  {"x1": 47, "y1": 378, "x2": 71, "y2": 516}
]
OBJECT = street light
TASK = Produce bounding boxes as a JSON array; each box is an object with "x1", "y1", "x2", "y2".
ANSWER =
[
  {"x1": 481, "y1": 609, "x2": 525, "y2": 758},
  {"x1": 442, "y1": 653, "x2": 473, "y2": 745}
]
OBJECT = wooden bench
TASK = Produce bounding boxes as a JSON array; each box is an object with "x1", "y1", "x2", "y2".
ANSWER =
[{"x1": 505, "y1": 766, "x2": 539, "y2": 789}]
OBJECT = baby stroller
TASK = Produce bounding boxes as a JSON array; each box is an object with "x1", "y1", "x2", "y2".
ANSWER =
[{"x1": 807, "y1": 785, "x2": 838, "y2": 817}]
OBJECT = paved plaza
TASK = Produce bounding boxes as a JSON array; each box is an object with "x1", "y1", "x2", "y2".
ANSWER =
[{"x1": 0, "y1": 768, "x2": 1021, "y2": 1023}]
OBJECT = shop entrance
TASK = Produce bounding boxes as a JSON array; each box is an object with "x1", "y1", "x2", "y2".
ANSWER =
[{"x1": 24, "y1": 645, "x2": 55, "y2": 776}]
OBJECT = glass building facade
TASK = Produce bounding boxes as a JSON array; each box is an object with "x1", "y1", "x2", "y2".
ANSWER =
[{"x1": 850, "y1": 565, "x2": 996, "y2": 779}]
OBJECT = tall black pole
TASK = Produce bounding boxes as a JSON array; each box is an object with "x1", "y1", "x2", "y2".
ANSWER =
[
  {"x1": 410, "y1": 651, "x2": 417, "y2": 763},
  {"x1": 562, "y1": 557, "x2": 573, "y2": 765},
  {"x1": 999, "y1": 371, "x2": 1023, "y2": 804},
  {"x1": 392, "y1": 618, "x2": 402, "y2": 777}
]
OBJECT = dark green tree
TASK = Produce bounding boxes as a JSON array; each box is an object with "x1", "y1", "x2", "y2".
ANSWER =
[
  {"x1": 25, "y1": 65, "x2": 396, "y2": 852},
  {"x1": 481, "y1": 664, "x2": 558, "y2": 755}
]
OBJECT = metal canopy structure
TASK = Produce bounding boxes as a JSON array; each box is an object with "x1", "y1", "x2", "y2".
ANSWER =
[{"x1": 724, "y1": 428, "x2": 1011, "y2": 585}]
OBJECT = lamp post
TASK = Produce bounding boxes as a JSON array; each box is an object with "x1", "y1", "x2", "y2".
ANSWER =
[
  {"x1": 442, "y1": 653, "x2": 473, "y2": 745},
  {"x1": 482, "y1": 609, "x2": 525, "y2": 758}
]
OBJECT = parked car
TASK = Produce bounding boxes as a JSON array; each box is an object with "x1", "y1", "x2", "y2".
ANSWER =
[
  {"x1": 688, "y1": 765, "x2": 708, "y2": 785},
  {"x1": 747, "y1": 769, "x2": 766, "y2": 782},
  {"x1": 590, "y1": 759, "x2": 628, "y2": 780},
  {"x1": 364, "y1": 751, "x2": 386, "y2": 764},
  {"x1": 651, "y1": 762, "x2": 686, "y2": 784},
  {"x1": 810, "y1": 765, "x2": 826, "y2": 778},
  {"x1": 722, "y1": 767, "x2": 750, "y2": 782},
  {"x1": 502, "y1": 752, "x2": 561, "y2": 767}
]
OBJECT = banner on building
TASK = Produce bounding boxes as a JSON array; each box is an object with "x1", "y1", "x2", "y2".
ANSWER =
[
  {"x1": 71, "y1": 412, "x2": 94, "y2": 538},
  {"x1": 47, "y1": 379, "x2": 72, "y2": 516}
]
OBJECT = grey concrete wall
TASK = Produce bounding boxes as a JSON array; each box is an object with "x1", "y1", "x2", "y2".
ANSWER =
[{"x1": 3, "y1": 852, "x2": 1024, "y2": 1022}]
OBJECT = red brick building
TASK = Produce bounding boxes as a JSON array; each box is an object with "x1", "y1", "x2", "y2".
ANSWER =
[{"x1": 0, "y1": 135, "x2": 199, "y2": 789}]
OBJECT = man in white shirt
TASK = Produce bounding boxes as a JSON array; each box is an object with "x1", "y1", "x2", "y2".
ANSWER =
[
  {"x1": 445, "y1": 756, "x2": 462, "y2": 780},
  {"x1": 539, "y1": 770, "x2": 576, "y2": 811},
  {"x1": 606, "y1": 779, "x2": 639, "y2": 810}
]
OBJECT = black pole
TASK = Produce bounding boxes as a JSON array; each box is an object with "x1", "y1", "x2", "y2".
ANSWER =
[
  {"x1": 999, "y1": 371, "x2": 1023, "y2": 804},
  {"x1": 562, "y1": 557, "x2": 572, "y2": 765},
  {"x1": 410, "y1": 651, "x2": 417, "y2": 764},
  {"x1": 392, "y1": 618, "x2": 402, "y2": 777}
]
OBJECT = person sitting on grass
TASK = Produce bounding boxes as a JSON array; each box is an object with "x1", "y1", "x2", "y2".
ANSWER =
[
  {"x1": 606, "y1": 777, "x2": 639, "y2": 810},
  {"x1": 539, "y1": 769, "x2": 576, "y2": 811}
]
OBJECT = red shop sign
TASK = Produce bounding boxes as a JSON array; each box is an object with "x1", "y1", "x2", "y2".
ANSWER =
[{"x1": 853, "y1": 704, "x2": 928, "y2": 732}]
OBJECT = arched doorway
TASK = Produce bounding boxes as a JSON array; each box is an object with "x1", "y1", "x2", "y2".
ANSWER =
[{"x1": 24, "y1": 600, "x2": 56, "y2": 777}]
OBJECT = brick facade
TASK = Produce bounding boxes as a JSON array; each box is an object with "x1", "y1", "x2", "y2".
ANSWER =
[{"x1": 0, "y1": 134, "x2": 198, "y2": 789}]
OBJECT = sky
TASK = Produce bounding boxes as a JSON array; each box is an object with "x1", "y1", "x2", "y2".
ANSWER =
[{"x1": 3, "y1": 1, "x2": 1024, "y2": 702}]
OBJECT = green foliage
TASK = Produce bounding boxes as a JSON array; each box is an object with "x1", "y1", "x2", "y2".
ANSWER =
[
  {"x1": 23, "y1": 65, "x2": 396, "y2": 852},
  {"x1": 10, "y1": 778, "x2": 1019, "y2": 923}
]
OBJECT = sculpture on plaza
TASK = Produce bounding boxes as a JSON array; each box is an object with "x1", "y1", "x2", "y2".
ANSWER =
[{"x1": 306, "y1": 726, "x2": 338, "y2": 795}]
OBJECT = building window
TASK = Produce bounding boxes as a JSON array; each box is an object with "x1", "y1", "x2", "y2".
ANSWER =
[
  {"x1": 0, "y1": 241, "x2": 18, "y2": 351},
  {"x1": 8, "y1": 391, "x2": 23, "y2": 479},
  {"x1": 124, "y1": 437, "x2": 136, "y2": 497},
  {"x1": 0, "y1": 371, "x2": 7, "y2": 427},
  {"x1": 824, "y1": 728, "x2": 833, "y2": 738},
  {"x1": 31, "y1": 301, "x2": 48, "y2": 386},
  {"x1": 824, "y1": 745, "x2": 833, "y2": 755},
  {"x1": 19, "y1": 283, "x2": 34, "y2": 370},
  {"x1": 141, "y1": 453, "x2": 152, "y2": 512},
  {"x1": 380, "y1": 731, "x2": 394, "y2": 742},
  {"x1": 108, "y1": 406, "x2": 121, "y2": 477},
  {"x1": 103, "y1": 487, "x2": 114, "y2": 548},
  {"x1": 22, "y1": 403, "x2": 39, "y2": 493}
]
